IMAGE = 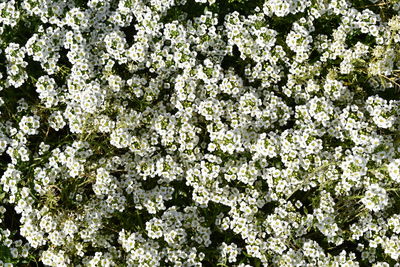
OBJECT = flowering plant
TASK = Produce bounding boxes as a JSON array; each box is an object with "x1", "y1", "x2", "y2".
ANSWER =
[{"x1": 1, "y1": 0, "x2": 400, "y2": 266}]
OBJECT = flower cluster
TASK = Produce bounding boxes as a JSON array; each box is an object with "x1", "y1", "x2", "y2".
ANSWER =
[{"x1": 1, "y1": 0, "x2": 400, "y2": 266}]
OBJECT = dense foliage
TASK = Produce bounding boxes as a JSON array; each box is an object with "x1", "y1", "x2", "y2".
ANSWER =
[{"x1": 1, "y1": 0, "x2": 400, "y2": 266}]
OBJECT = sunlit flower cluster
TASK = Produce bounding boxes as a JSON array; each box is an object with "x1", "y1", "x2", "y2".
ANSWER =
[{"x1": 1, "y1": 0, "x2": 400, "y2": 266}]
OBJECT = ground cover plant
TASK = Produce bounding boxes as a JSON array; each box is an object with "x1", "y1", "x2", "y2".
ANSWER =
[{"x1": 1, "y1": 0, "x2": 400, "y2": 266}]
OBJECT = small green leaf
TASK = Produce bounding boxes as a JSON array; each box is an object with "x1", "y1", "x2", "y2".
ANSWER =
[{"x1": 0, "y1": 245, "x2": 11, "y2": 260}]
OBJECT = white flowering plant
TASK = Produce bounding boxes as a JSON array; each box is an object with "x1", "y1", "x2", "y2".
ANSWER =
[{"x1": 1, "y1": 0, "x2": 400, "y2": 266}]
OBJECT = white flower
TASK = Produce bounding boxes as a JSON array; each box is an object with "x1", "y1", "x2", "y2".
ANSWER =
[
  {"x1": 361, "y1": 184, "x2": 388, "y2": 212},
  {"x1": 19, "y1": 116, "x2": 40, "y2": 135},
  {"x1": 388, "y1": 159, "x2": 400, "y2": 183}
]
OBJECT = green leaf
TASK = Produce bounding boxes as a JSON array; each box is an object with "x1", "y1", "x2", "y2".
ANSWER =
[{"x1": 0, "y1": 245, "x2": 11, "y2": 260}]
